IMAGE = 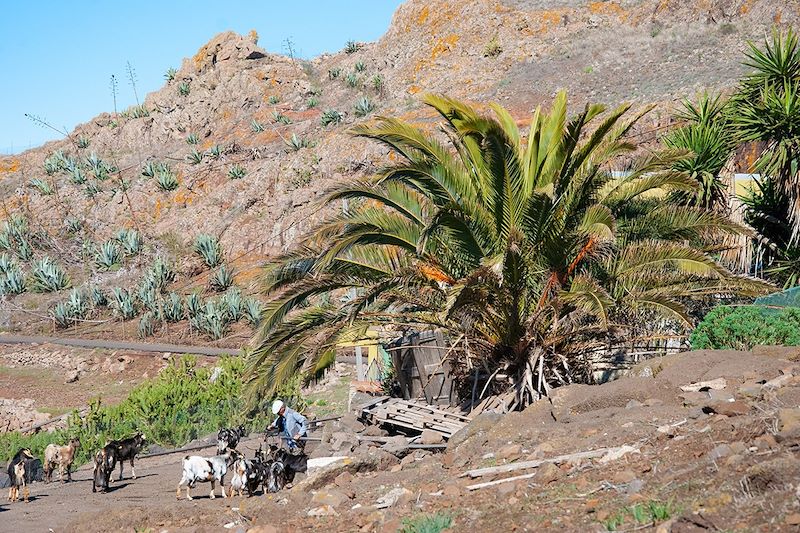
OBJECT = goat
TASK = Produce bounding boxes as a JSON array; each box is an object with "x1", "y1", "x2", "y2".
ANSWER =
[
  {"x1": 264, "y1": 447, "x2": 308, "y2": 492},
  {"x1": 92, "y1": 448, "x2": 113, "y2": 493},
  {"x1": 6, "y1": 448, "x2": 34, "y2": 502},
  {"x1": 216, "y1": 425, "x2": 247, "y2": 453},
  {"x1": 44, "y1": 438, "x2": 80, "y2": 483},
  {"x1": 104, "y1": 432, "x2": 146, "y2": 481},
  {"x1": 176, "y1": 449, "x2": 239, "y2": 500},
  {"x1": 8, "y1": 462, "x2": 29, "y2": 503}
]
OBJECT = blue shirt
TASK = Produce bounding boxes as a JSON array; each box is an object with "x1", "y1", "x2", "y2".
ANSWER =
[{"x1": 274, "y1": 407, "x2": 307, "y2": 448}]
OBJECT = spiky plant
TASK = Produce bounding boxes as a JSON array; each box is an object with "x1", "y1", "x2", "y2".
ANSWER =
[
  {"x1": 306, "y1": 96, "x2": 319, "y2": 109},
  {"x1": 128, "y1": 104, "x2": 149, "y2": 118},
  {"x1": 141, "y1": 161, "x2": 158, "y2": 178},
  {"x1": 43, "y1": 154, "x2": 61, "y2": 175},
  {"x1": 146, "y1": 257, "x2": 176, "y2": 293},
  {"x1": 354, "y1": 61, "x2": 367, "y2": 73},
  {"x1": 156, "y1": 167, "x2": 179, "y2": 191},
  {"x1": 223, "y1": 288, "x2": 244, "y2": 321},
  {"x1": 344, "y1": 40, "x2": 361, "y2": 54},
  {"x1": 138, "y1": 311, "x2": 156, "y2": 338},
  {"x1": 138, "y1": 277, "x2": 159, "y2": 312},
  {"x1": 185, "y1": 293, "x2": 204, "y2": 320},
  {"x1": 371, "y1": 74, "x2": 384, "y2": 94},
  {"x1": 111, "y1": 288, "x2": 138, "y2": 320},
  {"x1": 69, "y1": 167, "x2": 87, "y2": 185},
  {"x1": 77, "y1": 135, "x2": 90, "y2": 149},
  {"x1": 84, "y1": 181, "x2": 102, "y2": 198},
  {"x1": 14, "y1": 238, "x2": 32, "y2": 262},
  {"x1": 0, "y1": 254, "x2": 14, "y2": 275},
  {"x1": 285, "y1": 134, "x2": 311, "y2": 151},
  {"x1": 67, "y1": 288, "x2": 90, "y2": 320},
  {"x1": 90, "y1": 286, "x2": 108, "y2": 307},
  {"x1": 30, "y1": 256, "x2": 70, "y2": 292},
  {"x1": 250, "y1": 119, "x2": 265, "y2": 133},
  {"x1": 211, "y1": 145, "x2": 225, "y2": 159},
  {"x1": 244, "y1": 298, "x2": 262, "y2": 327},
  {"x1": 186, "y1": 133, "x2": 200, "y2": 145},
  {"x1": 328, "y1": 67, "x2": 342, "y2": 80},
  {"x1": 65, "y1": 217, "x2": 83, "y2": 234},
  {"x1": 194, "y1": 300, "x2": 230, "y2": 340},
  {"x1": 193, "y1": 234, "x2": 223, "y2": 268},
  {"x1": 245, "y1": 91, "x2": 769, "y2": 405},
  {"x1": 187, "y1": 148, "x2": 204, "y2": 165},
  {"x1": 163, "y1": 292, "x2": 184, "y2": 322},
  {"x1": 29, "y1": 178, "x2": 54, "y2": 196},
  {"x1": 0, "y1": 258, "x2": 25, "y2": 296},
  {"x1": 95, "y1": 240, "x2": 122, "y2": 271},
  {"x1": 116, "y1": 229, "x2": 143, "y2": 256},
  {"x1": 228, "y1": 164, "x2": 247, "y2": 180},
  {"x1": 344, "y1": 73, "x2": 359, "y2": 88},
  {"x1": 53, "y1": 302, "x2": 74, "y2": 328},
  {"x1": 320, "y1": 109, "x2": 343, "y2": 127},
  {"x1": 268, "y1": 95, "x2": 280, "y2": 104},
  {"x1": 178, "y1": 82, "x2": 190, "y2": 96},
  {"x1": 354, "y1": 97, "x2": 376, "y2": 118},
  {"x1": 272, "y1": 112, "x2": 291, "y2": 125},
  {"x1": 209, "y1": 264, "x2": 235, "y2": 292},
  {"x1": 165, "y1": 67, "x2": 177, "y2": 82}
]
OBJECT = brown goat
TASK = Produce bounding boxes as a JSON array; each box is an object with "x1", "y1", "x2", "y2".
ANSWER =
[{"x1": 44, "y1": 438, "x2": 80, "y2": 483}]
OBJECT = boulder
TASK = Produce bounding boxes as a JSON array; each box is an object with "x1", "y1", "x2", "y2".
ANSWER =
[
  {"x1": 497, "y1": 444, "x2": 522, "y2": 461},
  {"x1": 375, "y1": 487, "x2": 413, "y2": 509},
  {"x1": 705, "y1": 400, "x2": 749, "y2": 417},
  {"x1": 420, "y1": 430, "x2": 445, "y2": 445},
  {"x1": 307, "y1": 505, "x2": 339, "y2": 517},
  {"x1": 311, "y1": 489, "x2": 348, "y2": 507},
  {"x1": 536, "y1": 462, "x2": 563, "y2": 484}
]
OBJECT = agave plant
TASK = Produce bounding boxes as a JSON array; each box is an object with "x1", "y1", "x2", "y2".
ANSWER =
[
  {"x1": 272, "y1": 112, "x2": 291, "y2": 125},
  {"x1": 30, "y1": 256, "x2": 70, "y2": 292},
  {"x1": 164, "y1": 67, "x2": 177, "y2": 81},
  {"x1": 285, "y1": 134, "x2": 311, "y2": 152},
  {"x1": 95, "y1": 240, "x2": 122, "y2": 271},
  {"x1": 187, "y1": 148, "x2": 204, "y2": 165},
  {"x1": 64, "y1": 217, "x2": 82, "y2": 234},
  {"x1": 328, "y1": 67, "x2": 342, "y2": 80},
  {"x1": 29, "y1": 178, "x2": 54, "y2": 196},
  {"x1": 90, "y1": 285, "x2": 108, "y2": 307},
  {"x1": 67, "y1": 288, "x2": 90, "y2": 320},
  {"x1": 84, "y1": 181, "x2": 102, "y2": 198},
  {"x1": 354, "y1": 97, "x2": 376, "y2": 118},
  {"x1": 306, "y1": 96, "x2": 319, "y2": 109},
  {"x1": 115, "y1": 228, "x2": 143, "y2": 256},
  {"x1": 178, "y1": 82, "x2": 190, "y2": 96},
  {"x1": 209, "y1": 264, "x2": 234, "y2": 292},
  {"x1": 43, "y1": 154, "x2": 61, "y2": 175},
  {"x1": 244, "y1": 298, "x2": 262, "y2": 327},
  {"x1": 111, "y1": 287, "x2": 138, "y2": 320},
  {"x1": 0, "y1": 258, "x2": 25, "y2": 296},
  {"x1": 53, "y1": 301, "x2": 74, "y2": 328},
  {"x1": 141, "y1": 161, "x2": 158, "y2": 178},
  {"x1": 14, "y1": 238, "x2": 33, "y2": 262},
  {"x1": 69, "y1": 167, "x2": 87, "y2": 185},
  {"x1": 371, "y1": 74, "x2": 384, "y2": 94},
  {"x1": 250, "y1": 119, "x2": 265, "y2": 133},
  {"x1": 344, "y1": 40, "x2": 361, "y2": 54},
  {"x1": 193, "y1": 300, "x2": 230, "y2": 340},
  {"x1": 156, "y1": 167, "x2": 179, "y2": 191},
  {"x1": 138, "y1": 311, "x2": 156, "y2": 338},
  {"x1": 222, "y1": 287, "x2": 244, "y2": 321},
  {"x1": 245, "y1": 91, "x2": 770, "y2": 405},
  {"x1": 146, "y1": 257, "x2": 176, "y2": 293},
  {"x1": 227, "y1": 164, "x2": 247, "y2": 180},
  {"x1": 193, "y1": 234, "x2": 223, "y2": 268},
  {"x1": 163, "y1": 292, "x2": 184, "y2": 322},
  {"x1": 77, "y1": 135, "x2": 90, "y2": 149},
  {"x1": 128, "y1": 104, "x2": 149, "y2": 118},
  {"x1": 344, "y1": 73, "x2": 359, "y2": 88},
  {"x1": 320, "y1": 109, "x2": 343, "y2": 127},
  {"x1": 0, "y1": 254, "x2": 14, "y2": 275},
  {"x1": 185, "y1": 292, "x2": 204, "y2": 320},
  {"x1": 186, "y1": 133, "x2": 200, "y2": 145},
  {"x1": 354, "y1": 61, "x2": 366, "y2": 73},
  {"x1": 268, "y1": 95, "x2": 280, "y2": 104}
]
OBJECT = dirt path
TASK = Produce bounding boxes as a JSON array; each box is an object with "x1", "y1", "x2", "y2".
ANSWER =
[
  {"x1": 0, "y1": 334, "x2": 242, "y2": 357},
  {"x1": 0, "y1": 439, "x2": 282, "y2": 532}
]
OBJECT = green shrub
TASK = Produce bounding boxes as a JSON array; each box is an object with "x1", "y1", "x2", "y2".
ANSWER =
[
  {"x1": 400, "y1": 512, "x2": 453, "y2": 533},
  {"x1": 306, "y1": 96, "x2": 319, "y2": 109},
  {"x1": 95, "y1": 240, "x2": 122, "y2": 271},
  {"x1": 321, "y1": 109, "x2": 343, "y2": 127},
  {"x1": 178, "y1": 82, "x2": 190, "y2": 96},
  {"x1": 0, "y1": 356, "x2": 271, "y2": 466},
  {"x1": 228, "y1": 163, "x2": 247, "y2": 179},
  {"x1": 268, "y1": 95, "x2": 280, "y2": 104},
  {"x1": 209, "y1": 264, "x2": 234, "y2": 292},
  {"x1": 483, "y1": 36, "x2": 502, "y2": 57},
  {"x1": 29, "y1": 178, "x2": 54, "y2": 195},
  {"x1": 344, "y1": 72, "x2": 359, "y2": 88},
  {"x1": 344, "y1": 40, "x2": 362, "y2": 54},
  {"x1": 30, "y1": 257, "x2": 70, "y2": 292},
  {"x1": 354, "y1": 97, "x2": 376, "y2": 117},
  {"x1": 193, "y1": 234, "x2": 223, "y2": 268},
  {"x1": 690, "y1": 306, "x2": 800, "y2": 350}
]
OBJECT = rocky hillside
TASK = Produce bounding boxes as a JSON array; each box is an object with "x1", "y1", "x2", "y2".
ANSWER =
[{"x1": 0, "y1": 0, "x2": 796, "y2": 344}]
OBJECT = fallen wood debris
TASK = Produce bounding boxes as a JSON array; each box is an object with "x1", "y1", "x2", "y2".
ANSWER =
[
  {"x1": 460, "y1": 444, "x2": 641, "y2": 479},
  {"x1": 360, "y1": 397, "x2": 470, "y2": 439}
]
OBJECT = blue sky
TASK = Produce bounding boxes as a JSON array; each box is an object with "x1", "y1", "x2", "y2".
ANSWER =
[{"x1": 0, "y1": 1, "x2": 402, "y2": 154}]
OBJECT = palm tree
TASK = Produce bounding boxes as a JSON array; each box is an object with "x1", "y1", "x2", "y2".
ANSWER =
[
  {"x1": 732, "y1": 29, "x2": 800, "y2": 235},
  {"x1": 664, "y1": 93, "x2": 736, "y2": 211},
  {"x1": 245, "y1": 91, "x2": 768, "y2": 407}
]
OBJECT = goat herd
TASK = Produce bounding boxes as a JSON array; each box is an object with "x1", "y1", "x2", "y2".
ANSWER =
[{"x1": 6, "y1": 425, "x2": 308, "y2": 504}]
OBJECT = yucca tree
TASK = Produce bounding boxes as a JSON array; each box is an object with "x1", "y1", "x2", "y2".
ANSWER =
[
  {"x1": 246, "y1": 91, "x2": 768, "y2": 407},
  {"x1": 732, "y1": 29, "x2": 800, "y2": 234},
  {"x1": 664, "y1": 93, "x2": 736, "y2": 211}
]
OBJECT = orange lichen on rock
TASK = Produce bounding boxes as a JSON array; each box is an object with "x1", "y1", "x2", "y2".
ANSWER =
[
  {"x1": 248, "y1": 29, "x2": 259, "y2": 44},
  {"x1": 740, "y1": 0, "x2": 757, "y2": 14},
  {"x1": 0, "y1": 159, "x2": 20, "y2": 174},
  {"x1": 408, "y1": 85, "x2": 422, "y2": 94},
  {"x1": 417, "y1": 5, "x2": 430, "y2": 25},
  {"x1": 589, "y1": 1, "x2": 628, "y2": 21}
]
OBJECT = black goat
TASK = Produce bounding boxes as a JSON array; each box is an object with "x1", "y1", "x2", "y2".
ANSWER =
[
  {"x1": 265, "y1": 448, "x2": 308, "y2": 492},
  {"x1": 104, "y1": 432, "x2": 146, "y2": 481},
  {"x1": 7, "y1": 448, "x2": 34, "y2": 502},
  {"x1": 217, "y1": 425, "x2": 247, "y2": 453}
]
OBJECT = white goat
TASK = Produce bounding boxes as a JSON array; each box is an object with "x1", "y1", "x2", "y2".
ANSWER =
[
  {"x1": 44, "y1": 438, "x2": 80, "y2": 483},
  {"x1": 176, "y1": 450, "x2": 238, "y2": 500}
]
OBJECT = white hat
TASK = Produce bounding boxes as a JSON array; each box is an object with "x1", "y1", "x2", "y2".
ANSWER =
[{"x1": 271, "y1": 399, "x2": 284, "y2": 415}]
